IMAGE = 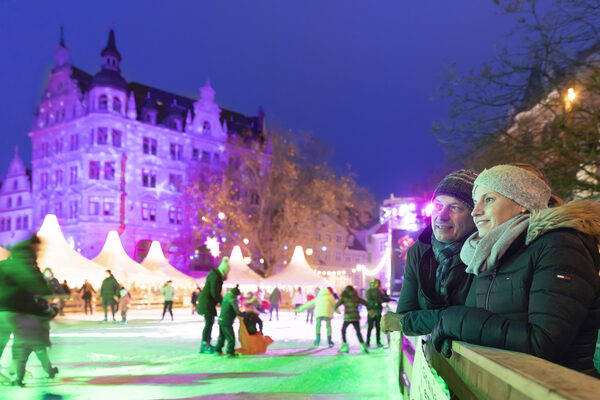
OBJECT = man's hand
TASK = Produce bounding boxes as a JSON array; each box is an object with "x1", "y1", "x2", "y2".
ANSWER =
[
  {"x1": 431, "y1": 320, "x2": 454, "y2": 358},
  {"x1": 381, "y1": 312, "x2": 403, "y2": 333}
]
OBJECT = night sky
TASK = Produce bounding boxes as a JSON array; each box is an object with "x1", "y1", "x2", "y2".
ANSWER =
[{"x1": 0, "y1": 1, "x2": 516, "y2": 202}]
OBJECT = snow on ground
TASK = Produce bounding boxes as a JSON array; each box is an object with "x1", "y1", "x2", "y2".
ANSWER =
[{"x1": 0, "y1": 307, "x2": 400, "y2": 400}]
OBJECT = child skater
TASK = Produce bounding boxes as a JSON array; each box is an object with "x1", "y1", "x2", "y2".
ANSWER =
[
  {"x1": 296, "y1": 287, "x2": 336, "y2": 347},
  {"x1": 334, "y1": 285, "x2": 369, "y2": 354},
  {"x1": 119, "y1": 286, "x2": 131, "y2": 324},
  {"x1": 215, "y1": 285, "x2": 242, "y2": 358}
]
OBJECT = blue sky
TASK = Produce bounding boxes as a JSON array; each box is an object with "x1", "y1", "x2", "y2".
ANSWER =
[{"x1": 0, "y1": 1, "x2": 516, "y2": 201}]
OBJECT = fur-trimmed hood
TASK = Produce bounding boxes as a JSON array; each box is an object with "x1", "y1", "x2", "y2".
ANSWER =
[{"x1": 526, "y1": 200, "x2": 600, "y2": 245}]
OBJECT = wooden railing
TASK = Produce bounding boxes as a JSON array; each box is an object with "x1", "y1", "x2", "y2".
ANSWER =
[{"x1": 390, "y1": 332, "x2": 600, "y2": 400}]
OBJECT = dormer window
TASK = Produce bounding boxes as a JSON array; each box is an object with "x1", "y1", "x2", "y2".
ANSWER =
[
  {"x1": 13, "y1": 181, "x2": 17, "y2": 190},
  {"x1": 113, "y1": 97, "x2": 122, "y2": 112},
  {"x1": 99, "y1": 95, "x2": 108, "y2": 110},
  {"x1": 203, "y1": 121, "x2": 211, "y2": 135}
]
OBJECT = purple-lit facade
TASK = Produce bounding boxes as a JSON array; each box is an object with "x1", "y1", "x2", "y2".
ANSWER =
[{"x1": 27, "y1": 29, "x2": 265, "y2": 270}]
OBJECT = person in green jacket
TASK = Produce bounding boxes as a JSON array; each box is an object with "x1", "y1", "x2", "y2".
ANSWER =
[
  {"x1": 215, "y1": 285, "x2": 242, "y2": 358},
  {"x1": 431, "y1": 164, "x2": 600, "y2": 375},
  {"x1": 335, "y1": 285, "x2": 369, "y2": 354},
  {"x1": 365, "y1": 279, "x2": 391, "y2": 348},
  {"x1": 382, "y1": 169, "x2": 478, "y2": 336},
  {"x1": 100, "y1": 270, "x2": 120, "y2": 322}
]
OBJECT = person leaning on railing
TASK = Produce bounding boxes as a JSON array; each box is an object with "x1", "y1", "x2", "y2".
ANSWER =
[
  {"x1": 381, "y1": 170, "x2": 478, "y2": 336},
  {"x1": 429, "y1": 165, "x2": 600, "y2": 376}
]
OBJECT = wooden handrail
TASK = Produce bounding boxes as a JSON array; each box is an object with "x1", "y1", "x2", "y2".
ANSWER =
[{"x1": 429, "y1": 340, "x2": 600, "y2": 400}]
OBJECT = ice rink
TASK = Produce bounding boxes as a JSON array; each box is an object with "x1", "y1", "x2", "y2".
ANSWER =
[{"x1": 0, "y1": 307, "x2": 399, "y2": 399}]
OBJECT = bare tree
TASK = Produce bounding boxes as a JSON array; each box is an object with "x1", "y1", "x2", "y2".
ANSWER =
[
  {"x1": 184, "y1": 128, "x2": 375, "y2": 276},
  {"x1": 434, "y1": 0, "x2": 600, "y2": 199}
]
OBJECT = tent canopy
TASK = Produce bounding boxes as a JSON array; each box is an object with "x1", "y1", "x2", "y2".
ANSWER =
[
  {"x1": 198, "y1": 246, "x2": 263, "y2": 288},
  {"x1": 265, "y1": 245, "x2": 331, "y2": 288},
  {"x1": 141, "y1": 241, "x2": 194, "y2": 288},
  {"x1": 36, "y1": 214, "x2": 107, "y2": 287},
  {"x1": 92, "y1": 230, "x2": 162, "y2": 286}
]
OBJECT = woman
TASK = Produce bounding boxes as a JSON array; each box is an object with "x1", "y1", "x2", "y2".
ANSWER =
[
  {"x1": 296, "y1": 287, "x2": 336, "y2": 347},
  {"x1": 431, "y1": 164, "x2": 600, "y2": 375},
  {"x1": 334, "y1": 285, "x2": 369, "y2": 354}
]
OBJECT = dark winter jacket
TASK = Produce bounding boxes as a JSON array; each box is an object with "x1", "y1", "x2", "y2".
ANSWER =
[
  {"x1": 335, "y1": 292, "x2": 368, "y2": 322},
  {"x1": 197, "y1": 269, "x2": 224, "y2": 317},
  {"x1": 437, "y1": 201, "x2": 600, "y2": 374},
  {"x1": 396, "y1": 225, "x2": 473, "y2": 336},
  {"x1": 243, "y1": 311, "x2": 263, "y2": 335},
  {"x1": 218, "y1": 291, "x2": 242, "y2": 326},
  {"x1": 365, "y1": 287, "x2": 391, "y2": 318},
  {"x1": 100, "y1": 275, "x2": 120, "y2": 303},
  {"x1": 80, "y1": 282, "x2": 95, "y2": 300}
]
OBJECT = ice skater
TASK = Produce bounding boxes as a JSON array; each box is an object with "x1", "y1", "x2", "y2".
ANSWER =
[
  {"x1": 161, "y1": 280, "x2": 175, "y2": 321},
  {"x1": 100, "y1": 270, "x2": 120, "y2": 322},
  {"x1": 119, "y1": 286, "x2": 131, "y2": 324},
  {"x1": 296, "y1": 287, "x2": 336, "y2": 347},
  {"x1": 335, "y1": 285, "x2": 369, "y2": 354},
  {"x1": 197, "y1": 257, "x2": 229, "y2": 353},
  {"x1": 365, "y1": 279, "x2": 391, "y2": 348},
  {"x1": 191, "y1": 284, "x2": 201, "y2": 315},
  {"x1": 214, "y1": 286, "x2": 242, "y2": 358},
  {"x1": 79, "y1": 279, "x2": 96, "y2": 315},
  {"x1": 292, "y1": 287, "x2": 306, "y2": 319},
  {"x1": 268, "y1": 286, "x2": 281, "y2": 321}
]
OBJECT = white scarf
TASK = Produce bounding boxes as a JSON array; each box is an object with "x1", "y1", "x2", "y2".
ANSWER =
[{"x1": 460, "y1": 214, "x2": 530, "y2": 275}]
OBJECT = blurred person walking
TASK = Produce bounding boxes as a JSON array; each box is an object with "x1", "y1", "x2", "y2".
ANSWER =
[
  {"x1": 191, "y1": 284, "x2": 201, "y2": 315},
  {"x1": 119, "y1": 287, "x2": 131, "y2": 324},
  {"x1": 335, "y1": 285, "x2": 369, "y2": 354},
  {"x1": 292, "y1": 287, "x2": 306, "y2": 319},
  {"x1": 269, "y1": 286, "x2": 281, "y2": 321},
  {"x1": 59, "y1": 280, "x2": 71, "y2": 316},
  {"x1": 79, "y1": 279, "x2": 96, "y2": 315}
]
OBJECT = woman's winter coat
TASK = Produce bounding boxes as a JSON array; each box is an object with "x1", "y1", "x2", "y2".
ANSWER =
[
  {"x1": 396, "y1": 225, "x2": 473, "y2": 336},
  {"x1": 296, "y1": 288, "x2": 336, "y2": 318},
  {"x1": 435, "y1": 200, "x2": 600, "y2": 373},
  {"x1": 335, "y1": 291, "x2": 368, "y2": 322}
]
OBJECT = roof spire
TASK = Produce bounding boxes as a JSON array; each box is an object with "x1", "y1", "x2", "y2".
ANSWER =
[
  {"x1": 60, "y1": 26, "x2": 65, "y2": 47},
  {"x1": 54, "y1": 26, "x2": 70, "y2": 68}
]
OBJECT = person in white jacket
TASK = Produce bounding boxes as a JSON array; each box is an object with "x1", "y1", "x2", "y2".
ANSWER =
[
  {"x1": 291, "y1": 287, "x2": 306, "y2": 319},
  {"x1": 296, "y1": 287, "x2": 336, "y2": 347}
]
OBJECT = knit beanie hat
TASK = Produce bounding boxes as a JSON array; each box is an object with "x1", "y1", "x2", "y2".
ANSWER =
[
  {"x1": 433, "y1": 169, "x2": 478, "y2": 210},
  {"x1": 230, "y1": 285, "x2": 241, "y2": 296},
  {"x1": 473, "y1": 165, "x2": 551, "y2": 211}
]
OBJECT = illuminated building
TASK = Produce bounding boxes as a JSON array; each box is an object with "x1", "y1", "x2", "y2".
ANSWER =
[
  {"x1": 28, "y1": 28, "x2": 265, "y2": 270},
  {"x1": 0, "y1": 147, "x2": 33, "y2": 247}
]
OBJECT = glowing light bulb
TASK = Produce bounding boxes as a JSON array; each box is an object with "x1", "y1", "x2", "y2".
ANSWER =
[
  {"x1": 305, "y1": 248, "x2": 313, "y2": 256},
  {"x1": 567, "y1": 88, "x2": 577, "y2": 102},
  {"x1": 242, "y1": 238, "x2": 249, "y2": 245}
]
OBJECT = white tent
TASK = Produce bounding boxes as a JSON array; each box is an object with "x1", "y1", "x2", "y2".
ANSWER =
[
  {"x1": 141, "y1": 241, "x2": 195, "y2": 288},
  {"x1": 265, "y1": 245, "x2": 331, "y2": 288},
  {"x1": 200, "y1": 245, "x2": 263, "y2": 288},
  {"x1": 92, "y1": 230, "x2": 161, "y2": 286},
  {"x1": 0, "y1": 246, "x2": 9, "y2": 261},
  {"x1": 36, "y1": 214, "x2": 107, "y2": 287}
]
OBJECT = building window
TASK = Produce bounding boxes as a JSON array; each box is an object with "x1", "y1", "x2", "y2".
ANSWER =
[
  {"x1": 0, "y1": 218, "x2": 4, "y2": 232},
  {"x1": 69, "y1": 134, "x2": 79, "y2": 151},
  {"x1": 336, "y1": 251, "x2": 341, "y2": 262},
  {"x1": 202, "y1": 151, "x2": 210, "y2": 163},
  {"x1": 203, "y1": 121, "x2": 211, "y2": 135},
  {"x1": 213, "y1": 153, "x2": 220, "y2": 164},
  {"x1": 41, "y1": 172, "x2": 49, "y2": 190},
  {"x1": 54, "y1": 202, "x2": 63, "y2": 218},
  {"x1": 379, "y1": 240, "x2": 386, "y2": 251},
  {"x1": 142, "y1": 202, "x2": 157, "y2": 221},
  {"x1": 193, "y1": 148, "x2": 199, "y2": 160},
  {"x1": 113, "y1": 97, "x2": 121, "y2": 112},
  {"x1": 99, "y1": 95, "x2": 108, "y2": 110},
  {"x1": 5, "y1": 218, "x2": 10, "y2": 231},
  {"x1": 88, "y1": 198, "x2": 100, "y2": 215},
  {"x1": 104, "y1": 162, "x2": 115, "y2": 180},
  {"x1": 143, "y1": 137, "x2": 157, "y2": 155},
  {"x1": 17, "y1": 196, "x2": 22, "y2": 207},
  {"x1": 336, "y1": 235, "x2": 342, "y2": 243},
  {"x1": 169, "y1": 174, "x2": 182, "y2": 192},
  {"x1": 345, "y1": 254, "x2": 351, "y2": 262},
  {"x1": 97, "y1": 127, "x2": 108, "y2": 145},
  {"x1": 42, "y1": 142, "x2": 49, "y2": 158},
  {"x1": 89, "y1": 161, "x2": 101, "y2": 180},
  {"x1": 55, "y1": 138, "x2": 63, "y2": 154},
  {"x1": 40, "y1": 204, "x2": 49, "y2": 220},
  {"x1": 13, "y1": 180, "x2": 17, "y2": 190},
  {"x1": 170, "y1": 143, "x2": 183, "y2": 160},
  {"x1": 112, "y1": 129, "x2": 122, "y2": 147},
  {"x1": 69, "y1": 200, "x2": 78, "y2": 219},
  {"x1": 7, "y1": 198, "x2": 12, "y2": 208},
  {"x1": 103, "y1": 198, "x2": 115, "y2": 216},
  {"x1": 142, "y1": 169, "x2": 157, "y2": 188},
  {"x1": 54, "y1": 169, "x2": 63, "y2": 187},
  {"x1": 22, "y1": 215, "x2": 28, "y2": 229},
  {"x1": 169, "y1": 206, "x2": 182, "y2": 224},
  {"x1": 70, "y1": 166, "x2": 78, "y2": 185},
  {"x1": 16, "y1": 217, "x2": 21, "y2": 230}
]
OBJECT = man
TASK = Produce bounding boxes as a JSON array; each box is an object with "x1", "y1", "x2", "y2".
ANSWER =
[
  {"x1": 197, "y1": 257, "x2": 230, "y2": 353},
  {"x1": 161, "y1": 280, "x2": 175, "y2": 321},
  {"x1": 365, "y1": 279, "x2": 391, "y2": 348},
  {"x1": 382, "y1": 169, "x2": 477, "y2": 335},
  {"x1": 269, "y1": 286, "x2": 281, "y2": 321},
  {"x1": 100, "y1": 270, "x2": 120, "y2": 323},
  {"x1": 59, "y1": 280, "x2": 71, "y2": 316},
  {"x1": 79, "y1": 279, "x2": 96, "y2": 315}
]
